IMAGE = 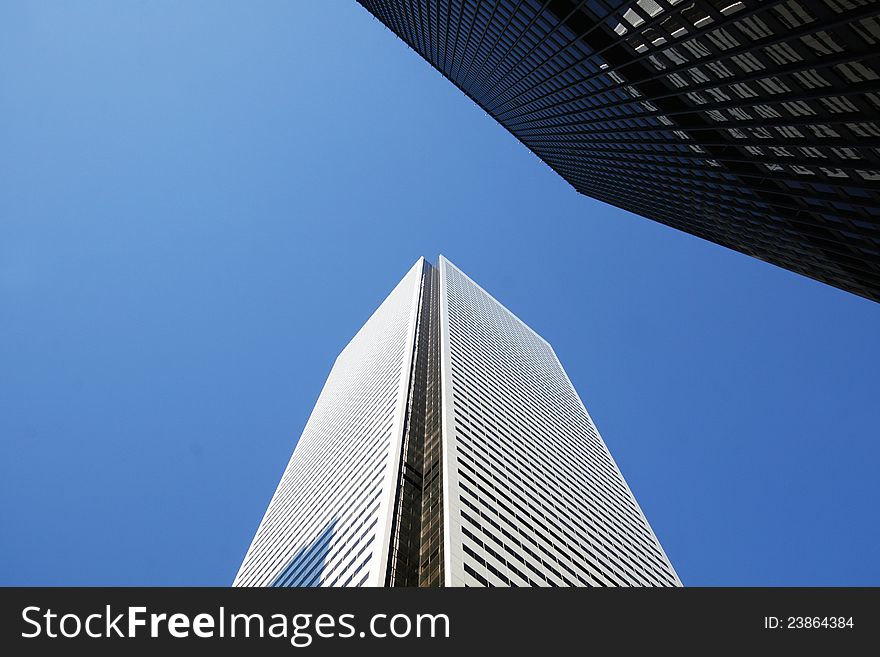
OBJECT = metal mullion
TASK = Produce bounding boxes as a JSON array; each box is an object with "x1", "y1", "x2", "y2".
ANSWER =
[
  {"x1": 462, "y1": 0, "x2": 535, "y2": 99},
  {"x1": 471, "y1": 0, "x2": 562, "y2": 98},
  {"x1": 415, "y1": 0, "x2": 431, "y2": 67},
  {"x1": 479, "y1": 0, "x2": 625, "y2": 108},
  {"x1": 370, "y1": 1, "x2": 408, "y2": 49},
  {"x1": 385, "y1": 0, "x2": 421, "y2": 62},
  {"x1": 445, "y1": 0, "x2": 467, "y2": 75},
  {"x1": 457, "y1": 0, "x2": 506, "y2": 86},
  {"x1": 451, "y1": 0, "x2": 487, "y2": 81},
  {"x1": 421, "y1": 0, "x2": 435, "y2": 66},
  {"x1": 438, "y1": 0, "x2": 453, "y2": 74}
]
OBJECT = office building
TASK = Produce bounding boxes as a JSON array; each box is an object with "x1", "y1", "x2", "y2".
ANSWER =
[
  {"x1": 234, "y1": 257, "x2": 680, "y2": 587},
  {"x1": 357, "y1": 1, "x2": 880, "y2": 301}
]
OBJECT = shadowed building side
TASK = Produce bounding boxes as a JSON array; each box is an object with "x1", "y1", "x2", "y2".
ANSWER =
[{"x1": 271, "y1": 519, "x2": 339, "y2": 587}]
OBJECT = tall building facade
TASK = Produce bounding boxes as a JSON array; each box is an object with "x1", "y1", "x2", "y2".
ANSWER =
[
  {"x1": 234, "y1": 257, "x2": 680, "y2": 587},
  {"x1": 356, "y1": 1, "x2": 880, "y2": 302}
]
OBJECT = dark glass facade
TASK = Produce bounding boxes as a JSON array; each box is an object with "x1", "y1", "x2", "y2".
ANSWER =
[
  {"x1": 386, "y1": 262, "x2": 444, "y2": 586},
  {"x1": 358, "y1": 0, "x2": 880, "y2": 301}
]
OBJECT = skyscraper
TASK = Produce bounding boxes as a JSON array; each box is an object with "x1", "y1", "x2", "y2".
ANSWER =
[
  {"x1": 234, "y1": 257, "x2": 680, "y2": 587},
  {"x1": 356, "y1": 1, "x2": 880, "y2": 302}
]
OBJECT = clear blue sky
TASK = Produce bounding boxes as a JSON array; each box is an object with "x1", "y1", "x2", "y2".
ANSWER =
[{"x1": 2, "y1": 1, "x2": 879, "y2": 587}]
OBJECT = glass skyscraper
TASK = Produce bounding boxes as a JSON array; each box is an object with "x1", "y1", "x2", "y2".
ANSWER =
[
  {"x1": 356, "y1": 1, "x2": 880, "y2": 302},
  {"x1": 234, "y1": 257, "x2": 679, "y2": 587}
]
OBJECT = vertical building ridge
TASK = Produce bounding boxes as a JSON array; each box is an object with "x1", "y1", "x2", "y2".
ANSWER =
[
  {"x1": 386, "y1": 261, "x2": 440, "y2": 585},
  {"x1": 418, "y1": 263, "x2": 444, "y2": 586}
]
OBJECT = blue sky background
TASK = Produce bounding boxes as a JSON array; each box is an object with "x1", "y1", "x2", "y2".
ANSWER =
[{"x1": 2, "y1": 1, "x2": 879, "y2": 586}]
